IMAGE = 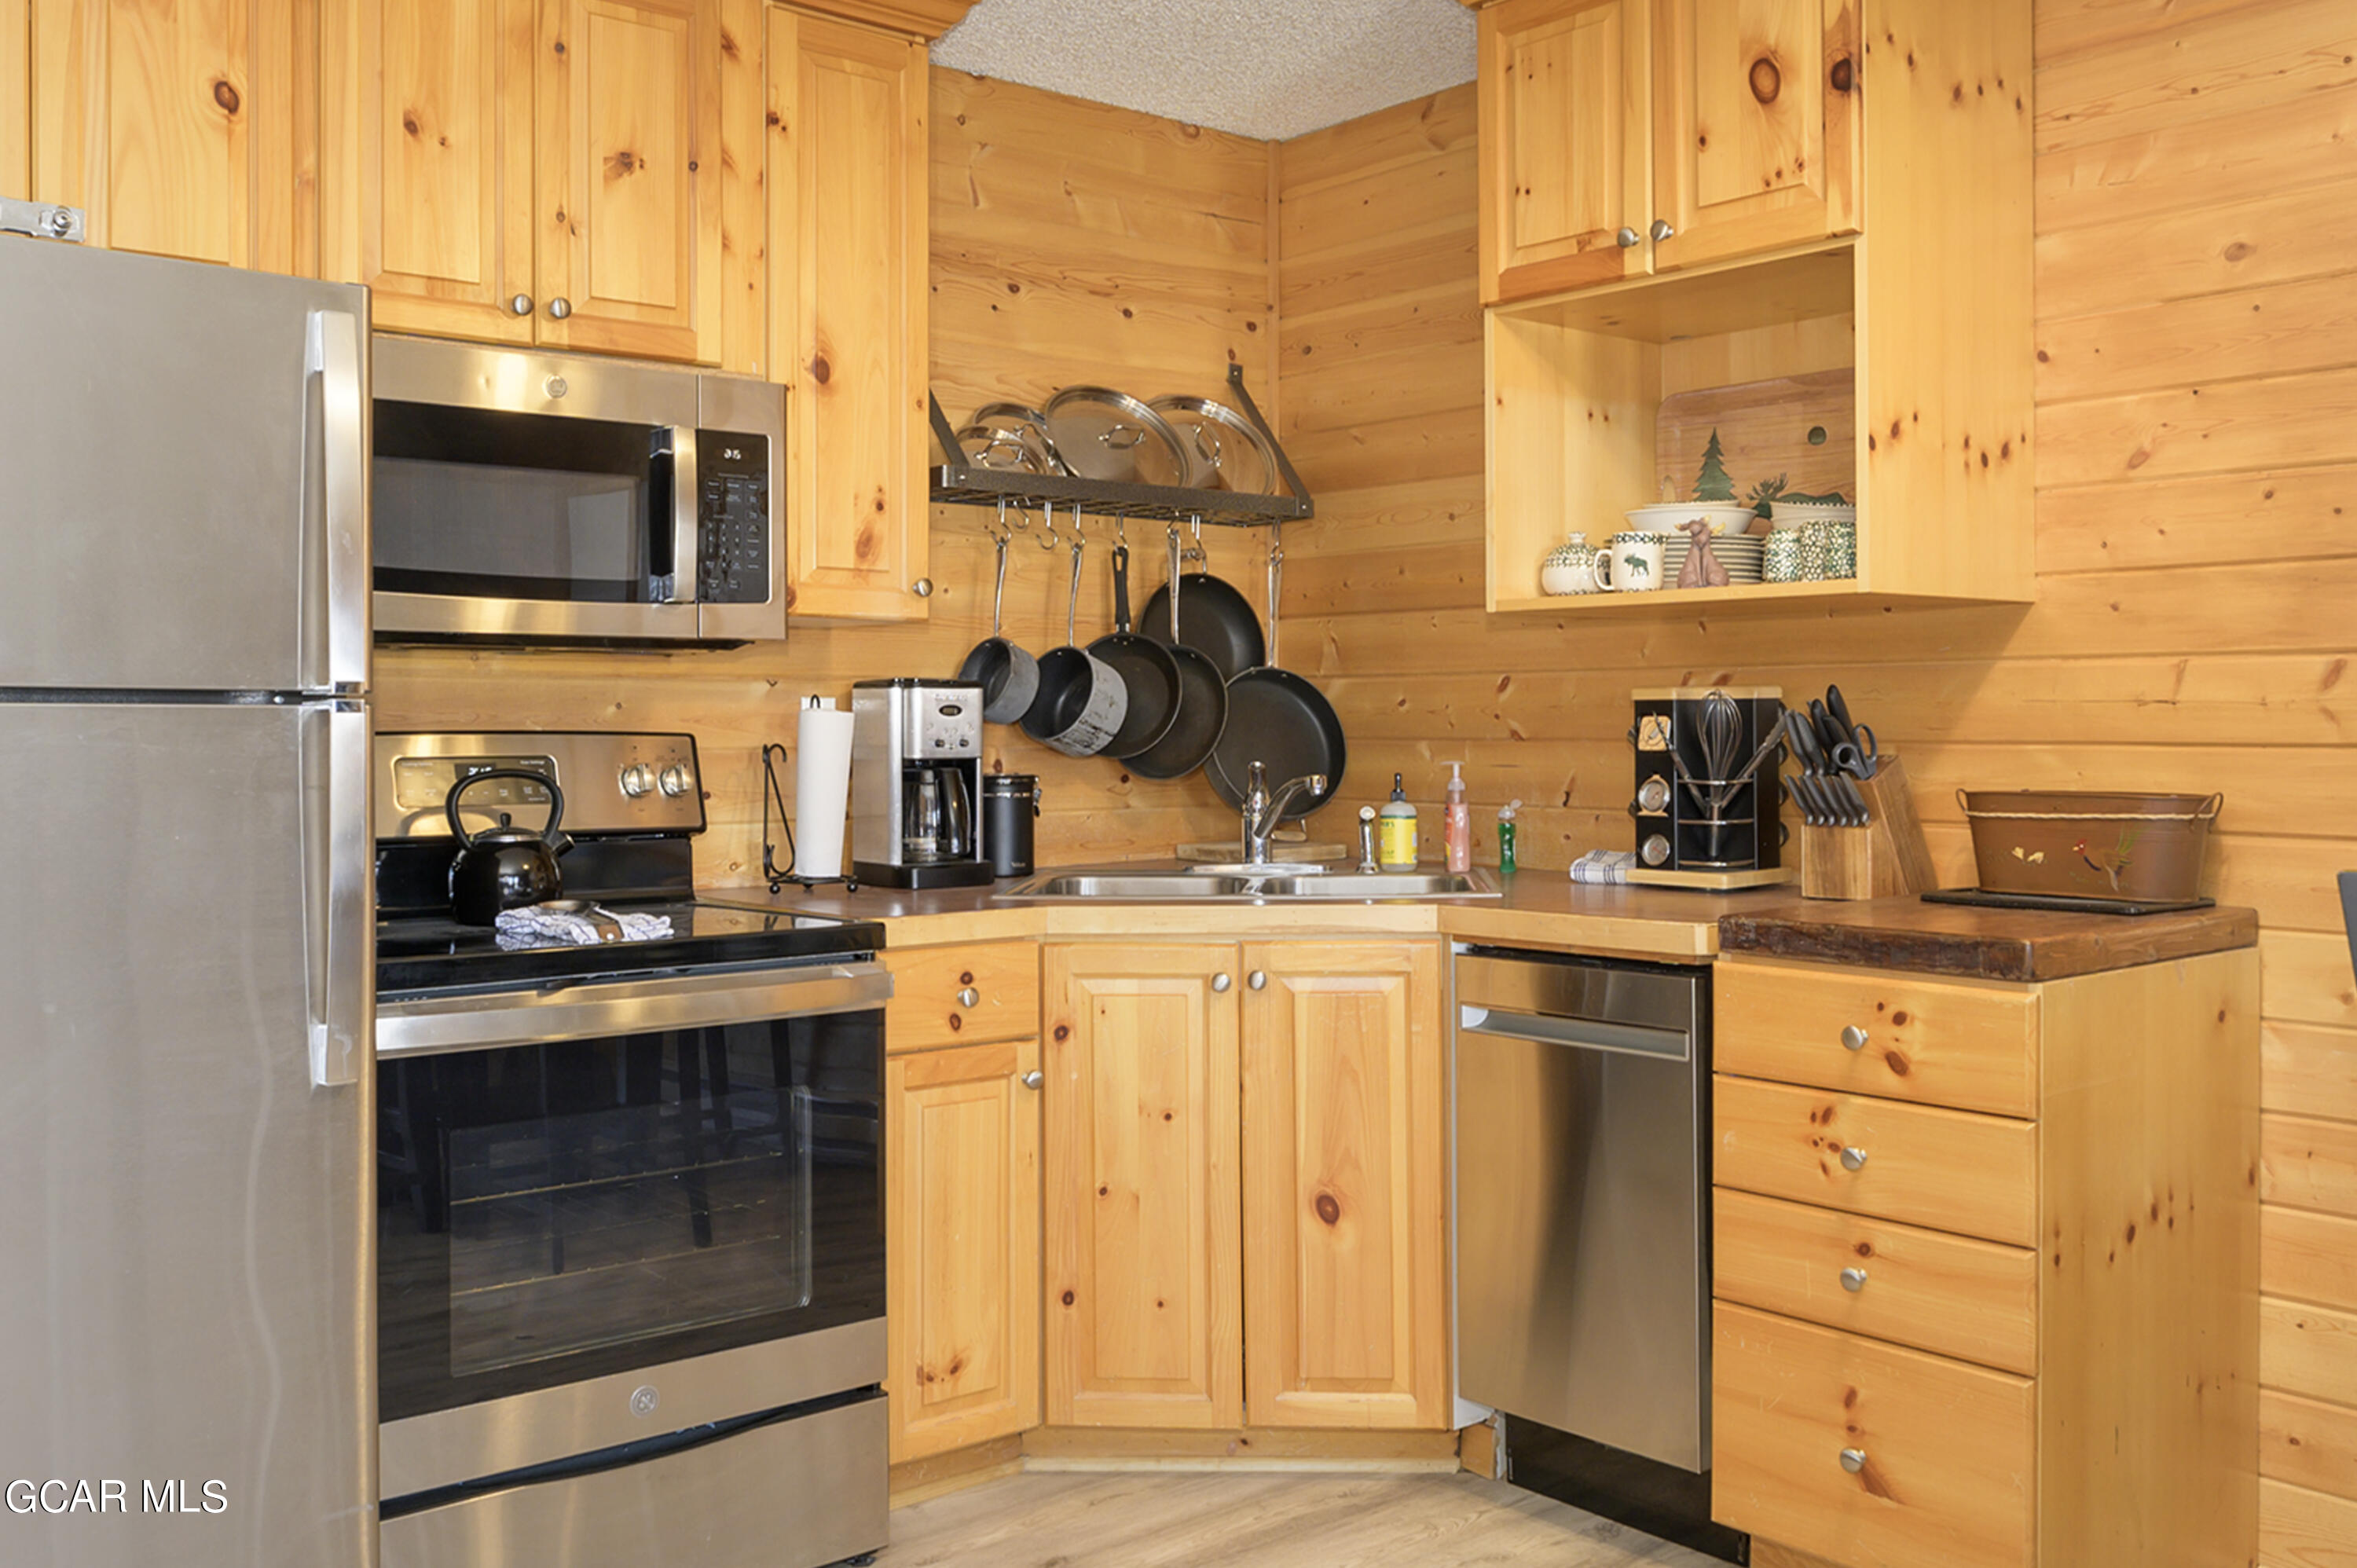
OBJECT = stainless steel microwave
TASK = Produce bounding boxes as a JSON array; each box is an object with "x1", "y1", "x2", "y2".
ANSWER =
[{"x1": 371, "y1": 335, "x2": 786, "y2": 644}]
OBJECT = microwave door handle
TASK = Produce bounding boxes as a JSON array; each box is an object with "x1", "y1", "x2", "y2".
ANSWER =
[
  {"x1": 662, "y1": 426, "x2": 698, "y2": 603},
  {"x1": 305, "y1": 310, "x2": 368, "y2": 691}
]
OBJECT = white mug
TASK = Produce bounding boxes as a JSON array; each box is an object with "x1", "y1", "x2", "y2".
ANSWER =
[{"x1": 1596, "y1": 531, "x2": 1666, "y2": 592}]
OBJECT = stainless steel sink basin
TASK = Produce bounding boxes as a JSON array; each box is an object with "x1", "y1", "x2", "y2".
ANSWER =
[{"x1": 998, "y1": 866, "x2": 1499, "y2": 902}]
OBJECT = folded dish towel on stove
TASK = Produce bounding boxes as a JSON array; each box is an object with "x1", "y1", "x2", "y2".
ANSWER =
[
  {"x1": 494, "y1": 905, "x2": 674, "y2": 949},
  {"x1": 1569, "y1": 849, "x2": 1637, "y2": 885}
]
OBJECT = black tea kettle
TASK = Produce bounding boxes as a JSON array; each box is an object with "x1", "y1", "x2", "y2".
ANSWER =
[{"x1": 445, "y1": 769, "x2": 573, "y2": 925}]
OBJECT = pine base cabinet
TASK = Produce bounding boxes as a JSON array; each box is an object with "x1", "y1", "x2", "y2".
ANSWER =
[
  {"x1": 1710, "y1": 949, "x2": 2260, "y2": 1568},
  {"x1": 1043, "y1": 940, "x2": 1450, "y2": 1433},
  {"x1": 883, "y1": 940, "x2": 1043, "y2": 1466}
]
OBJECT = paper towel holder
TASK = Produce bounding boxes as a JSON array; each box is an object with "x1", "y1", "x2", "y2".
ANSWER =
[{"x1": 761, "y1": 742, "x2": 862, "y2": 896}]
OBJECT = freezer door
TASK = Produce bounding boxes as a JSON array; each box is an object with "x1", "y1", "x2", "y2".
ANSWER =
[
  {"x1": 0, "y1": 702, "x2": 373, "y2": 1566},
  {"x1": 0, "y1": 240, "x2": 369, "y2": 694}
]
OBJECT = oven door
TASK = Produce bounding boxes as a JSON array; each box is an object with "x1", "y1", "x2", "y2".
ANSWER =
[
  {"x1": 376, "y1": 963, "x2": 886, "y2": 1499},
  {"x1": 370, "y1": 336, "x2": 701, "y2": 642}
]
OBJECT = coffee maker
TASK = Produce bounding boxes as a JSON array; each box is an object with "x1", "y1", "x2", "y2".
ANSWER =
[{"x1": 851, "y1": 679, "x2": 994, "y2": 888}]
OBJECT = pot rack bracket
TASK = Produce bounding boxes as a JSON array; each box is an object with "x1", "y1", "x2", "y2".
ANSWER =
[{"x1": 927, "y1": 365, "x2": 1313, "y2": 527}]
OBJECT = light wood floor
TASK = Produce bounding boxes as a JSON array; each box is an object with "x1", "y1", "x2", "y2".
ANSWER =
[{"x1": 882, "y1": 1470, "x2": 1721, "y2": 1567}]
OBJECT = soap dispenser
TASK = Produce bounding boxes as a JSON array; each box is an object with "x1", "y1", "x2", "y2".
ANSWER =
[
  {"x1": 1378, "y1": 773, "x2": 1419, "y2": 868},
  {"x1": 1442, "y1": 762, "x2": 1471, "y2": 874}
]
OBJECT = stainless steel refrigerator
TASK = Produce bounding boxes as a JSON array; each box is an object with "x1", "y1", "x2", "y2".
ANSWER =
[{"x1": 0, "y1": 236, "x2": 374, "y2": 1566}]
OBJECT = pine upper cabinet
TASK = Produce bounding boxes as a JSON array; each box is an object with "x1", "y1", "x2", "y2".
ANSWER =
[
  {"x1": 321, "y1": 0, "x2": 746, "y2": 360},
  {"x1": 29, "y1": 0, "x2": 303, "y2": 272},
  {"x1": 1241, "y1": 942, "x2": 1449, "y2": 1431},
  {"x1": 1477, "y1": 0, "x2": 1651, "y2": 306},
  {"x1": 1649, "y1": 0, "x2": 1859, "y2": 271},
  {"x1": 4, "y1": 0, "x2": 30, "y2": 199},
  {"x1": 1042, "y1": 943, "x2": 1242, "y2": 1430},
  {"x1": 885, "y1": 1035, "x2": 1042, "y2": 1464},
  {"x1": 767, "y1": 6, "x2": 929, "y2": 621}
]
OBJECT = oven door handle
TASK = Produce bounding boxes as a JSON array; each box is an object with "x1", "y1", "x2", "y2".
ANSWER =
[{"x1": 376, "y1": 960, "x2": 893, "y2": 1058}]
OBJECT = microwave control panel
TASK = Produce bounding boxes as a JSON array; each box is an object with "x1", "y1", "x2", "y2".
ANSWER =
[{"x1": 698, "y1": 430, "x2": 770, "y2": 604}]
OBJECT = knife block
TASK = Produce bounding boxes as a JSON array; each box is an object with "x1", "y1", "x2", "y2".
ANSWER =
[{"x1": 1798, "y1": 755, "x2": 1938, "y2": 900}]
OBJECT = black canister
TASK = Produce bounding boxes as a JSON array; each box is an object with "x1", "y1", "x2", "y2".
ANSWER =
[{"x1": 981, "y1": 774, "x2": 1040, "y2": 878}]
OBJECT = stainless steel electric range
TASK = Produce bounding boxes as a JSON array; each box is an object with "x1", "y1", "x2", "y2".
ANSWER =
[{"x1": 372, "y1": 731, "x2": 889, "y2": 1568}]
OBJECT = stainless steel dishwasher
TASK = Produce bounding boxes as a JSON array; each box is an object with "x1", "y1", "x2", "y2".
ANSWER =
[{"x1": 1453, "y1": 946, "x2": 1710, "y2": 1473}]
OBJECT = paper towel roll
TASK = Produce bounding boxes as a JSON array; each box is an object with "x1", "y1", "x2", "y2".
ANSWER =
[{"x1": 794, "y1": 698, "x2": 856, "y2": 878}]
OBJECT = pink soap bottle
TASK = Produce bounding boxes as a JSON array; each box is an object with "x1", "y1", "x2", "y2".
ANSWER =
[{"x1": 1442, "y1": 761, "x2": 1472, "y2": 874}]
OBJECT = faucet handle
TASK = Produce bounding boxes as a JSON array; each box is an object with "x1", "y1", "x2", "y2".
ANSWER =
[{"x1": 1245, "y1": 760, "x2": 1269, "y2": 795}]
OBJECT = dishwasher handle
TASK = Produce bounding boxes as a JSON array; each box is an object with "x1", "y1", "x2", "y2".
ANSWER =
[{"x1": 1457, "y1": 1004, "x2": 1692, "y2": 1061}]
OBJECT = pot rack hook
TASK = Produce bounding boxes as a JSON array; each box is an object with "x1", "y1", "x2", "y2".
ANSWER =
[
  {"x1": 1037, "y1": 500, "x2": 1061, "y2": 551},
  {"x1": 990, "y1": 496, "x2": 1010, "y2": 544}
]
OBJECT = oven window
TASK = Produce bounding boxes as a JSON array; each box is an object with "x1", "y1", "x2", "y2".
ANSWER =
[
  {"x1": 379, "y1": 1010, "x2": 882, "y2": 1422},
  {"x1": 372, "y1": 401, "x2": 673, "y2": 603}
]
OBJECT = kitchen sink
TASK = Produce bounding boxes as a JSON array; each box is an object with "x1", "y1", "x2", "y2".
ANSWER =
[{"x1": 998, "y1": 866, "x2": 1501, "y2": 902}]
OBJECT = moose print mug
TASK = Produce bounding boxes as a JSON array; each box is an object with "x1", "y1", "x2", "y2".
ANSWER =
[{"x1": 1596, "y1": 530, "x2": 1666, "y2": 593}]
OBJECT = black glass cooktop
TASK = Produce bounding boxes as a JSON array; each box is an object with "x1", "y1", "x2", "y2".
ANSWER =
[{"x1": 376, "y1": 899, "x2": 885, "y2": 997}]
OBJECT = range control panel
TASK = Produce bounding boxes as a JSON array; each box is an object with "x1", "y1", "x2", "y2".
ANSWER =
[{"x1": 374, "y1": 731, "x2": 706, "y2": 841}]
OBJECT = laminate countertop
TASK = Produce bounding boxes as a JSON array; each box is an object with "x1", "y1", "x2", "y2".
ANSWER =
[
  {"x1": 701, "y1": 867, "x2": 1807, "y2": 962},
  {"x1": 1717, "y1": 894, "x2": 2259, "y2": 981}
]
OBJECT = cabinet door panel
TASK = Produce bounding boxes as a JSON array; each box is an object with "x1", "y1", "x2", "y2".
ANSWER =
[
  {"x1": 1043, "y1": 944, "x2": 1241, "y2": 1429},
  {"x1": 321, "y1": 0, "x2": 535, "y2": 341},
  {"x1": 1479, "y1": 0, "x2": 1651, "y2": 303},
  {"x1": 32, "y1": 0, "x2": 299, "y2": 270},
  {"x1": 4, "y1": 0, "x2": 29, "y2": 196},
  {"x1": 768, "y1": 7, "x2": 929, "y2": 621},
  {"x1": 1651, "y1": 0, "x2": 1858, "y2": 270},
  {"x1": 537, "y1": 0, "x2": 719, "y2": 360},
  {"x1": 885, "y1": 1038, "x2": 1041, "y2": 1464},
  {"x1": 1241, "y1": 941, "x2": 1448, "y2": 1430}
]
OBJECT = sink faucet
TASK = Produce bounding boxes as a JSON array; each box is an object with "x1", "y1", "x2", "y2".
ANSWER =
[{"x1": 1240, "y1": 760, "x2": 1329, "y2": 866}]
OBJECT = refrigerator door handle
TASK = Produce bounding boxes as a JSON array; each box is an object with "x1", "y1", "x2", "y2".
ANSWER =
[
  {"x1": 306, "y1": 701, "x2": 372, "y2": 1087},
  {"x1": 658, "y1": 425, "x2": 698, "y2": 604},
  {"x1": 306, "y1": 309, "x2": 368, "y2": 693}
]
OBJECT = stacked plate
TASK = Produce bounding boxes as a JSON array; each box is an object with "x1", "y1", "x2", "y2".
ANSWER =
[{"x1": 1661, "y1": 529, "x2": 1766, "y2": 587}]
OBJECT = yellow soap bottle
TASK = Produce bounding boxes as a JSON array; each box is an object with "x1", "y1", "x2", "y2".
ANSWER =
[{"x1": 1377, "y1": 772, "x2": 1419, "y2": 868}]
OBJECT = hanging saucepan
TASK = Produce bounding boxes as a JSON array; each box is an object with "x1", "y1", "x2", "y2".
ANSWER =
[
  {"x1": 445, "y1": 768, "x2": 573, "y2": 925},
  {"x1": 1127, "y1": 526, "x2": 1230, "y2": 781},
  {"x1": 1084, "y1": 537, "x2": 1183, "y2": 759},
  {"x1": 1208, "y1": 545, "x2": 1345, "y2": 820},
  {"x1": 1138, "y1": 520, "x2": 1264, "y2": 682},
  {"x1": 957, "y1": 515, "x2": 1040, "y2": 724},
  {"x1": 1021, "y1": 532, "x2": 1130, "y2": 757}
]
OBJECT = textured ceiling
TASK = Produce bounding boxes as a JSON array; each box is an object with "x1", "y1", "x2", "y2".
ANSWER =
[{"x1": 931, "y1": 0, "x2": 1477, "y2": 142}]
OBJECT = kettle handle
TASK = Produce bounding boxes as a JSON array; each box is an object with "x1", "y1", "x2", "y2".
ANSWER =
[{"x1": 445, "y1": 768, "x2": 568, "y2": 852}]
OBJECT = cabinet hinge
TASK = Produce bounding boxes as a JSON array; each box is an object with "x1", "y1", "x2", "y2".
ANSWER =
[{"x1": 0, "y1": 200, "x2": 86, "y2": 244}]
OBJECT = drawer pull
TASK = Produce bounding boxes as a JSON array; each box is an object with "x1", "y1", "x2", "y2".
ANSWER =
[
  {"x1": 1840, "y1": 1447, "x2": 1867, "y2": 1475},
  {"x1": 1840, "y1": 1266, "x2": 1869, "y2": 1292},
  {"x1": 1839, "y1": 1145, "x2": 1869, "y2": 1171},
  {"x1": 957, "y1": 987, "x2": 981, "y2": 1008},
  {"x1": 1840, "y1": 1024, "x2": 1869, "y2": 1051}
]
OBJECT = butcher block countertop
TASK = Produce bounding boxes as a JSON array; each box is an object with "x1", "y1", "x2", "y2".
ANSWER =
[
  {"x1": 702, "y1": 869, "x2": 1805, "y2": 962},
  {"x1": 1717, "y1": 895, "x2": 2259, "y2": 981}
]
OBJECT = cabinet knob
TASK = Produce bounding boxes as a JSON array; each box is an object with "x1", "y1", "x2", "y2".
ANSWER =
[
  {"x1": 1649, "y1": 219, "x2": 1676, "y2": 242},
  {"x1": 508, "y1": 293, "x2": 533, "y2": 317},
  {"x1": 1021, "y1": 1070, "x2": 1043, "y2": 1090},
  {"x1": 1839, "y1": 1145, "x2": 1869, "y2": 1171},
  {"x1": 1248, "y1": 971, "x2": 1266, "y2": 991},
  {"x1": 1615, "y1": 225, "x2": 1640, "y2": 248},
  {"x1": 1840, "y1": 1266, "x2": 1869, "y2": 1292},
  {"x1": 957, "y1": 987, "x2": 980, "y2": 1008},
  {"x1": 548, "y1": 296, "x2": 573, "y2": 320},
  {"x1": 1841, "y1": 1024, "x2": 1870, "y2": 1052},
  {"x1": 1839, "y1": 1448, "x2": 1868, "y2": 1475},
  {"x1": 1213, "y1": 973, "x2": 1233, "y2": 993},
  {"x1": 912, "y1": 577, "x2": 935, "y2": 598}
]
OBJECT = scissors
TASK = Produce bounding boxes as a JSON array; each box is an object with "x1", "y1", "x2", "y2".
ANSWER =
[{"x1": 1816, "y1": 687, "x2": 1879, "y2": 779}]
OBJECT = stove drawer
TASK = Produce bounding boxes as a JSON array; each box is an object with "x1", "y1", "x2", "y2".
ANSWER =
[{"x1": 886, "y1": 940, "x2": 1040, "y2": 1052}]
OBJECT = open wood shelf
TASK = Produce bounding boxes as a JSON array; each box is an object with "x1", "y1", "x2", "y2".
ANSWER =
[{"x1": 1492, "y1": 576, "x2": 1868, "y2": 615}]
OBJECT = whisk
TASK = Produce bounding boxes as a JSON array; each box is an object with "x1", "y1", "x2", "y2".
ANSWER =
[{"x1": 1677, "y1": 691, "x2": 1747, "y2": 815}]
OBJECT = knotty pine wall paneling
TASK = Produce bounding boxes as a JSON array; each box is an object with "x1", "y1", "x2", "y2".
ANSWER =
[
  {"x1": 1275, "y1": 3, "x2": 2357, "y2": 1555},
  {"x1": 376, "y1": 69, "x2": 1274, "y2": 883}
]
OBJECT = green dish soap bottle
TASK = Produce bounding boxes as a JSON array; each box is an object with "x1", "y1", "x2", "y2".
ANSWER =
[{"x1": 1497, "y1": 798, "x2": 1522, "y2": 874}]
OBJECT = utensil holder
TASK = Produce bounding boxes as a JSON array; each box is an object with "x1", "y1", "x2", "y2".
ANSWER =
[{"x1": 1798, "y1": 755, "x2": 1937, "y2": 900}]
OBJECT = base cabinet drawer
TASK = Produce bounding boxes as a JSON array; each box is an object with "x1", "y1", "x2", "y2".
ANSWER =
[
  {"x1": 1714, "y1": 1075, "x2": 2038, "y2": 1247},
  {"x1": 1716, "y1": 960, "x2": 2040, "y2": 1117},
  {"x1": 1714, "y1": 1303, "x2": 2034, "y2": 1568},
  {"x1": 1714, "y1": 1189, "x2": 2037, "y2": 1376},
  {"x1": 885, "y1": 940, "x2": 1040, "y2": 1052}
]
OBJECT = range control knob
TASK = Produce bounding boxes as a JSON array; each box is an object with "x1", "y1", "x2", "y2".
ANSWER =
[
  {"x1": 658, "y1": 764, "x2": 693, "y2": 798},
  {"x1": 620, "y1": 764, "x2": 656, "y2": 798}
]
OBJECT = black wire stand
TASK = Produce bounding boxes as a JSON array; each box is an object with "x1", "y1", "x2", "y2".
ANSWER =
[{"x1": 761, "y1": 743, "x2": 859, "y2": 896}]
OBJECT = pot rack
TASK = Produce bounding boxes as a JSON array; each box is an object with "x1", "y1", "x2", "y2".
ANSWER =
[{"x1": 927, "y1": 364, "x2": 1314, "y2": 527}]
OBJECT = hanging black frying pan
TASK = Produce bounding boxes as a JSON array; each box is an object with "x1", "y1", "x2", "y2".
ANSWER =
[
  {"x1": 1127, "y1": 528, "x2": 1230, "y2": 781},
  {"x1": 1138, "y1": 523, "x2": 1264, "y2": 682},
  {"x1": 1207, "y1": 546, "x2": 1345, "y2": 819},
  {"x1": 1085, "y1": 540, "x2": 1183, "y2": 759}
]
